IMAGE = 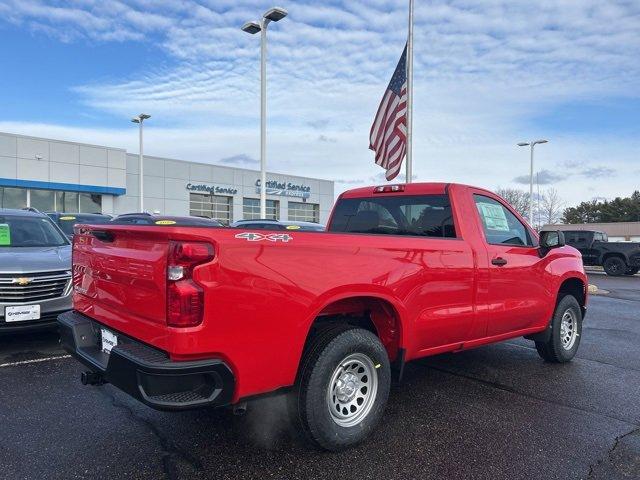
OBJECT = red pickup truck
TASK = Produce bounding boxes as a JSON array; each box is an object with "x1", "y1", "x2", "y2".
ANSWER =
[{"x1": 59, "y1": 183, "x2": 587, "y2": 450}]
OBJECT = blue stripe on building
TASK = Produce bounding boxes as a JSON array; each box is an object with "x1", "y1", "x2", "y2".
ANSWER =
[{"x1": 0, "y1": 178, "x2": 126, "y2": 196}]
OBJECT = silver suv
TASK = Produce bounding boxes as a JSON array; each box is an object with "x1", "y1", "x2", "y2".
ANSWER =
[{"x1": 0, "y1": 208, "x2": 72, "y2": 334}]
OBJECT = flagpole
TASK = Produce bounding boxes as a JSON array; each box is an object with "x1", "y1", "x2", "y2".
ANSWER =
[{"x1": 406, "y1": 0, "x2": 414, "y2": 184}]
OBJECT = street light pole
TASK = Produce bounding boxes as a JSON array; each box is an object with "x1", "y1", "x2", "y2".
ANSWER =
[
  {"x1": 260, "y1": 18, "x2": 268, "y2": 219},
  {"x1": 242, "y1": 7, "x2": 287, "y2": 219},
  {"x1": 518, "y1": 139, "x2": 548, "y2": 225},
  {"x1": 132, "y1": 114, "x2": 151, "y2": 212}
]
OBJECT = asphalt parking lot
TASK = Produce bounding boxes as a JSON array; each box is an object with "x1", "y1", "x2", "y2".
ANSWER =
[{"x1": 1, "y1": 272, "x2": 638, "y2": 480}]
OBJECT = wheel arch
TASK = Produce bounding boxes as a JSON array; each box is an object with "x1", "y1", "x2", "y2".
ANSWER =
[
  {"x1": 601, "y1": 251, "x2": 628, "y2": 264},
  {"x1": 557, "y1": 276, "x2": 587, "y2": 318},
  {"x1": 299, "y1": 291, "x2": 406, "y2": 367}
]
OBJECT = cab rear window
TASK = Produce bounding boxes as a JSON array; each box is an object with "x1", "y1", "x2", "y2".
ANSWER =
[{"x1": 328, "y1": 195, "x2": 456, "y2": 238}]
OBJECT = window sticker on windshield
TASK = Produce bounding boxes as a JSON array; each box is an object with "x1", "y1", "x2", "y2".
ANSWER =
[
  {"x1": 477, "y1": 203, "x2": 509, "y2": 231},
  {"x1": 155, "y1": 220, "x2": 176, "y2": 225},
  {"x1": 0, "y1": 224, "x2": 10, "y2": 245},
  {"x1": 60, "y1": 216, "x2": 76, "y2": 221}
]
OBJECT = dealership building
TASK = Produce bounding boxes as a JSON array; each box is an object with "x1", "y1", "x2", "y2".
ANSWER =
[{"x1": 0, "y1": 132, "x2": 335, "y2": 224}]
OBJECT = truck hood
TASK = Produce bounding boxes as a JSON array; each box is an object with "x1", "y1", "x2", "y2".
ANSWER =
[{"x1": 0, "y1": 246, "x2": 72, "y2": 274}]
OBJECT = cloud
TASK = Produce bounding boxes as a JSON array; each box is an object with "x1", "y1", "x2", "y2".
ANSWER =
[
  {"x1": 334, "y1": 178, "x2": 365, "y2": 184},
  {"x1": 513, "y1": 169, "x2": 566, "y2": 185},
  {"x1": 580, "y1": 166, "x2": 617, "y2": 178},
  {"x1": 318, "y1": 135, "x2": 337, "y2": 143},
  {"x1": 307, "y1": 119, "x2": 330, "y2": 130},
  {"x1": 219, "y1": 153, "x2": 258, "y2": 165}
]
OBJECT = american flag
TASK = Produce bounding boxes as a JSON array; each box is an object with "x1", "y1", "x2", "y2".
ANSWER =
[{"x1": 369, "y1": 45, "x2": 407, "y2": 181}]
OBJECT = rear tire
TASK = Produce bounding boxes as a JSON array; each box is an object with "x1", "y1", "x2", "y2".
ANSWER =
[
  {"x1": 624, "y1": 267, "x2": 639, "y2": 276},
  {"x1": 535, "y1": 295, "x2": 582, "y2": 363},
  {"x1": 603, "y1": 256, "x2": 627, "y2": 276},
  {"x1": 290, "y1": 325, "x2": 391, "y2": 451}
]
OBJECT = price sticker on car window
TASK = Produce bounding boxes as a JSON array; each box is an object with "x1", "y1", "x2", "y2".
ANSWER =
[
  {"x1": 477, "y1": 203, "x2": 509, "y2": 231},
  {"x1": 0, "y1": 224, "x2": 10, "y2": 246}
]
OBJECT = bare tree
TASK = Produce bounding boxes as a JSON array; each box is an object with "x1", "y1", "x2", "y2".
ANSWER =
[
  {"x1": 538, "y1": 188, "x2": 564, "y2": 226},
  {"x1": 495, "y1": 188, "x2": 530, "y2": 218}
]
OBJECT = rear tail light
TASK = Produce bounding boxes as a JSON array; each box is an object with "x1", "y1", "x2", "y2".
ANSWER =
[
  {"x1": 373, "y1": 184, "x2": 405, "y2": 193},
  {"x1": 166, "y1": 241, "x2": 214, "y2": 327}
]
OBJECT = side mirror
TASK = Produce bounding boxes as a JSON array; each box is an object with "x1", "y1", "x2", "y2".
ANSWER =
[{"x1": 540, "y1": 230, "x2": 565, "y2": 249}]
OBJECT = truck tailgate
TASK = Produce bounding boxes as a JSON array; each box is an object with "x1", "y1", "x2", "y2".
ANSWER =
[{"x1": 73, "y1": 226, "x2": 169, "y2": 327}]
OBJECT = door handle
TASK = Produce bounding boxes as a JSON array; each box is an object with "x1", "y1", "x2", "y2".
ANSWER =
[{"x1": 491, "y1": 257, "x2": 508, "y2": 266}]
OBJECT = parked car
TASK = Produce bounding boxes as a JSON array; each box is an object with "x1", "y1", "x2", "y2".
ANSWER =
[
  {"x1": 59, "y1": 183, "x2": 586, "y2": 450},
  {"x1": 558, "y1": 230, "x2": 640, "y2": 276},
  {"x1": 230, "y1": 219, "x2": 325, "y2": 231},
  {"x1": 0, "y1": 208, "x2": 72, "y2": 333},
  {"x1": 111, "y1": 212, "x2": 224, "y2": 227},
  {"x1": 46, "y1": 212, "x2": 112, "y2": 239}
]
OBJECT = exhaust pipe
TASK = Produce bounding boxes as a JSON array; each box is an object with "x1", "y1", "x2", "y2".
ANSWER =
[
  {"x1": 233, "y1": 402, "x2": 247, "y2": 416},
  {"x1": 81, "y1": 371, "x2": 106, "y2": 386}
]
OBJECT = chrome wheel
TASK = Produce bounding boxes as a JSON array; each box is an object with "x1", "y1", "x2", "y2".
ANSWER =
[
  {"x1": 327, "y1": 353, "x2": 378, "y2": 427},
  {"x1": 560, "y1": 309, "x2": 578, "y2": 350}
]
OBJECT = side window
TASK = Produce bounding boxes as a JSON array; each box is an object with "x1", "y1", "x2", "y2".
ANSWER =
[{"x1": 474, "y1": 195, "x2": 533, "y2": 247}]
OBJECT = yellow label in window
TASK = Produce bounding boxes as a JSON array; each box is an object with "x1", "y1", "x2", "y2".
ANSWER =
[
  {"x1": 60, "y1": 216, "x2": 76, "y2": 221},
  {"x1": 155, "y1": 220, "x2": 176, "y2": 225},
  {"x1": 286, "y1": 225, "x2": 301, "y2": 230}
]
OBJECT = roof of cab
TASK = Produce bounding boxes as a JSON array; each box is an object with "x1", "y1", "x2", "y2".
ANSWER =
[{"x1": 339, "y1": 182, "x2": 451, "y2": 199}]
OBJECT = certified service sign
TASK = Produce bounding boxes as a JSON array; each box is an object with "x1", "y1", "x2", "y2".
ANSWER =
[{"x1": 186, "y1": 182, "x2": 238, "y2": 196}]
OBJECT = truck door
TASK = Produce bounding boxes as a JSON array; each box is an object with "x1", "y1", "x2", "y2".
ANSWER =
[
  {"x1": 472, "y1": 193, "x2": 549, "y2": 337},
  {"x1": 583, "y1": 232, "x2": 603, "y2": 266}
]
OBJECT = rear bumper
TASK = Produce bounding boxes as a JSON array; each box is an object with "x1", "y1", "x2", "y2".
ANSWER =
[{"x1": 58, "y1": 310, "x2": 235, "y2": 411}]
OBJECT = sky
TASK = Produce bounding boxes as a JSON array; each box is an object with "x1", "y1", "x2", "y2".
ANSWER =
[{"x1": 0, "y1": 0, "x2": 638, "y2": 208}]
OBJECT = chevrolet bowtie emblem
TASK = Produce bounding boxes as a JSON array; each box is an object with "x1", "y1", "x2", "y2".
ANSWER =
[{"x1": 13, "y1": 277, "x2": 33, "y2": 286}]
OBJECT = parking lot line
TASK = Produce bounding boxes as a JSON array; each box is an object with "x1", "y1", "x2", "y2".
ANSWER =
[{"x1": 0, "y1": 355, "x2": 71, "y2": 369}]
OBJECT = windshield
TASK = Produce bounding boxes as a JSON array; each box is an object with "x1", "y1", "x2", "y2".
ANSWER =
[
  {"x1": 57, "y1": 215, "x2": 111, "y2": 235},
  {"x1": 0, "y1": 216, "x2": 69, "y2": 247}
]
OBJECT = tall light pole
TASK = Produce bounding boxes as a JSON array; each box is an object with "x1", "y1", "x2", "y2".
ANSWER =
[
  {"x1": 132, "y1": 114, "x2": 151, "y2": 212},
  {"x1": 241, "y1": 7, "x2": 288, "y2": 218},
  {"x1": 517, "y1": 139, "x2": 548, "y2": 225}
]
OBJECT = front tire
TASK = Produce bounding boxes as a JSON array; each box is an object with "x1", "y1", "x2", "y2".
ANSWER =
[
  {"x1": 291, "y1": 325, "x2": 391, "y2": 451},
  {"x1": 603, "y1": 256, "x2": 627, "y2": 276},
  {"x1": 535, "y1": 295, "x2": 582, "y2": 363}
]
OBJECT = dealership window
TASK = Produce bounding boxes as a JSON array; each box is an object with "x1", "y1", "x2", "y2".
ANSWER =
[
  {"x1": 55, "y1": 191, "x2": 79, "y2": 212},
  {"x1": 288, "y1": 202, "x2": 319, "y2": 223},
  {"x1": 30, "y1": 189, "x2": 55, "y2": 212},
  {"x1": 0, "y1": 187, "x2": 102, "y2": 213},
  {"x1": 190, "y1": 193, "x2": 233, "y2": 224},
  {"x1": 0, "y1": 187, "x2": 27, "y2": 209},
  {"x1": 79, "y1": 193, "x2": 102, "y2": 213},
  {"x1": 243, "y1": 198, "x2": 279, "y2": 220}
]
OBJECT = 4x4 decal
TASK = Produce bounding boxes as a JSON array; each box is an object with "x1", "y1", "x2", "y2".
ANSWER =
[{"x1": 235, "y1": 232, "x2": 293, "y2": 243}]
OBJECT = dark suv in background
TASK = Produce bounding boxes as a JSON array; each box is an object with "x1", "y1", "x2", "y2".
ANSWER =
[{"x1": 0, "y1": 209, "x2": 72, "y2": 333}]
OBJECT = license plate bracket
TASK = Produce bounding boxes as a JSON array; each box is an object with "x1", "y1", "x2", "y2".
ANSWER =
[
  {"x1": 4, "y1": 304, "x2": 41, "y2": 322},
  {"x1": 101, "y1": 328, "x2": 118, "y2": 354}
]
